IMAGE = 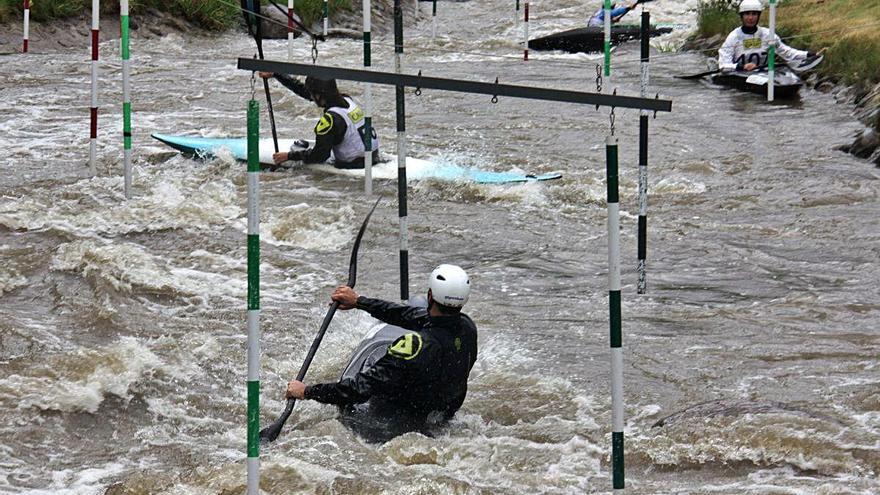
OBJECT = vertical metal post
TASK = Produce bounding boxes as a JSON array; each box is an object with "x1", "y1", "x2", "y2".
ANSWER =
[
  {"x1": 394, "y1": 0, "x2": 409, "y2": 303},
  {"x1": 246, "y1": 98, "x2": 261, "y2": 495},
  {"x1": 121, "y1": 0, "x2": 132, "y2": 199},
  {"x1": 89, "y1": 0, "x2": 100, "y2": 176},
  {"x1": 363, "y1": 0, "x2": 373, "y2": 195},
  {"x1": 431, "y1": 0, "x2": 437, "y2": 40},
  {"x1": 323, "y1": 0, "x2": 329, "y2": 36},
  {"x1": 603, "y1": 0, "x2": 612, "y2": 78},
  {"x1": 768, "y1": 0, "x2": 777, "y2": 102},
  {"x1": 288, "y1": 0, "x2": 295, "y2": 61},
  {"x1": 637, "y1": 11, "x2": 649, "y2": 294},
  {"x1": 22, "y1": 0, "x2": 29, "y2": 52},
  {"x1": 523, "y1": 2, "x2": 529, "y2": 61},
  {"x1": 606, "y1": 134, "x2": 624, "y2": 490}
]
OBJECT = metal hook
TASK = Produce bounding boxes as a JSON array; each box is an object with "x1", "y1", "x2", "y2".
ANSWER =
[
  {"x1": 414, "y1": 70, "x2": 422, "y2": 96},
  {"x1": 491, "y1": 77, "x2": 499, "y2": 104}
]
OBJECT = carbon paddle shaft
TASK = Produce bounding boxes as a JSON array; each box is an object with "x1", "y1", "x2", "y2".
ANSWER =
[
  {"x1": 260, "y1": 197, "x2": 381, "y2": 443},
  {"x1": 242, "y1": 0, "x2": 280, "y2": 153}
]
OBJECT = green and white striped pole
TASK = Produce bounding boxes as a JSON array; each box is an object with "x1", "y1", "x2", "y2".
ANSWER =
[
  {"x1": 604, "y1": 0, "x2": 612, "y2": 78},
  {"x1": 363, "y1": 0, "x2": 374, "y2": 195},
  {"x1": 246, "y1": 97, "x2": 261, "y2": 495},
  {"x1": 121, "y1": 0, "x2": 132, "y2": 199},
  {"x1": 606, "y1": 133, "x2": 624, "y2": 490},
  {"x1": 323, "y1": 0, "x2": 328, "y2": 36},
  {"x1": 768, "y1": 0, "x2": 777, "y2": 102}
]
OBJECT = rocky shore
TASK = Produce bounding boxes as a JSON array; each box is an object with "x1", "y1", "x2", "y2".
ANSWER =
[{"x1": 682, "y1": 35, "x2": 880, "y2": 167}]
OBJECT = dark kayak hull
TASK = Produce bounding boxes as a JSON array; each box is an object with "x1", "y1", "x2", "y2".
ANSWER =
[
  {"x1": 529, "y1": 25, "x2": 673, "y2": 53},
  {"x1": 711, "y1": 67, "x2": 803, "y2": 99}
]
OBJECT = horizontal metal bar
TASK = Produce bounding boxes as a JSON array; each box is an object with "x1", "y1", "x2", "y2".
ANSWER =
[{"x1": 237, "y1": 59, "x2": 672, "y2": 112}]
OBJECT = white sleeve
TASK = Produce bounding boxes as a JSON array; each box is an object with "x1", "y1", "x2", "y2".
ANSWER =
[
  {"x1": 773, "y1": 33, "x2": 808, "y2": 64},
  {"x1": 718, "y1": 31, "x2": 739, "y2": 71}
]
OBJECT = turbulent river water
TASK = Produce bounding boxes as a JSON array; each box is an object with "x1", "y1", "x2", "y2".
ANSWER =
[{"x1": 1, "y1": 0, "x2": 878, "y2": 493}]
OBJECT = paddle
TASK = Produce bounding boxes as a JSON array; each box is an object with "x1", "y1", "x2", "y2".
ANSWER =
[
  {"x1": 241, "y1": 0, "x2": 280, "y2": 153},
  {"x1": 675, "y1": 68, "x2": 722, "y2": 80},
  {"x1": 260, "y1": 196, "x2": 382, "y2": 443}
]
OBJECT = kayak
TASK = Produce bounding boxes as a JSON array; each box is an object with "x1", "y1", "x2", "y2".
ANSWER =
[
  {"x1": 529, "y1": 25, "x2": 673, "y2": 54},
  {"x1": 151, "y1": 133, "x2": 563, "y2": 184},
  {"x1": 710, "y1": 66, "x2": 803, "y2": 99}
]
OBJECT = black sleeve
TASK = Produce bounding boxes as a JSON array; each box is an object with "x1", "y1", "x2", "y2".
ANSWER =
[
  {"x1": 356, "y1": 296, "x2": 429, "y2": 330},
  {"x1": 290, "y1": 110, "x2": 347, "y2": 164},
  {"x1": 303, "y1": 350, "x2": 413, "y2": 406},
  {"x1": 273, "y1": 74, "x2": 313, "y2": 101}
]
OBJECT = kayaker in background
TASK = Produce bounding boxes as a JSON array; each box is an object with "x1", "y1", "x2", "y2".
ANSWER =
[
  {"x1": 587, "y1": 2, "x2": 639, "y2": 27},
  {"x1": 718, "y1": 0, "x2": 824, "y2": 73},
  {"x1": 285, "y1": 264, "x2": 478, "y2": 442},
  {"x1": 258, "y1": 72, "x2": 379, "y2": 168}
]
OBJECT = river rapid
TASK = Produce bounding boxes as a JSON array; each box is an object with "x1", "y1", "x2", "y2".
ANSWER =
[{"x1": 0, "y1": 0, "x2": 878, "y2": 493}]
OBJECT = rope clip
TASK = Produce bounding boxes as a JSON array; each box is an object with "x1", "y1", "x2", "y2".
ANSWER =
[
  {"x1": 414, "y1": 70, "x2": 422, "y2": 96},
  {"x1": 491, "y1": 77, "x2": 499, "y2": 104}
]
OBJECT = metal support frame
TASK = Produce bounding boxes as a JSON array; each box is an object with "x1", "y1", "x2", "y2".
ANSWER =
[{"x1": 237, "y1": 60, "x2": 673, "y2": 112}]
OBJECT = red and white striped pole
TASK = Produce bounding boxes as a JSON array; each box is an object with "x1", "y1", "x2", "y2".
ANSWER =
[
  {"x1": 22, "y1": 0, "x2": 30, "y2": 53},
  {"x1": 89, "y1": 0, "x2": 100, "y2": 176},
  {"x1": 523, "y1": 1, "x2": 529, "y2": 61}
]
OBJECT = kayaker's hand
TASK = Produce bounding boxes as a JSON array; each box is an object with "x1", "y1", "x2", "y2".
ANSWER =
[
  {"x1": 258, "y1": 71, "x2": 274, "y2": 79},
  {"x1": 286, "y1": 380, "x2": 306, "y2": 400},
  {"x1": 743, "y1": 62, "x2": 758, "y2": 71},
  {"x1": 331, "y1": 285, "x2": 359, "y2": 310},
  {"x1": 273, "y1": 151, "x2": 290, "y2": 165}
]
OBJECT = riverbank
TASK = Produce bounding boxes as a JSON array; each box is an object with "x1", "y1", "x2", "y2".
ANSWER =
[{"x1": 686, "y1": 0, "x2": 880, "y2": 166}]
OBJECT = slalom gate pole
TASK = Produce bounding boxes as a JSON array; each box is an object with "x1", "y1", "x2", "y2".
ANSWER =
[
  {"x1": 121, "y1": 0, "x2": 133, "y2": 199},
  {"x1": 515, "y1": 0, "x2": 520, "y2": 24},
  {"x1": 637, "y1": 10, "x2": 649, "y2": 294},
  {"x1": 288, "y1": 0, "x2": 295, "y2": 60},
  {"x1": 89, "y1": 0, "x2": 100, "y2": 176},
  {"x1": 604, "y1": 0, "x2": 612, "y2": 78},
  {"x1": 246, "y1": 97, "x2": 261, "y2": 495},
  {"x1": 431, "y1": 0, "x2": 437, "y2": 40},
  {"x1": 523, "y1": 2, "x2": 529, "y2": 61},
  {"x1": 323, "y1": 0, "x2": 328, "y2": 36},
  {"x1": 394, "y1": 0, "x2": 409, "y2": 302},
  {"x1": 768, "y1": 0, "x2": 777, "y2": 102},
  {"x1": 606, "y1": 133, "x2": 625, "y2": 491},
  {"x1": 22, "y1": 0, "x2": 29, "y2": 52},
  {"x1": 363, "y1": 0, "x2": 374, "y2": 195}
]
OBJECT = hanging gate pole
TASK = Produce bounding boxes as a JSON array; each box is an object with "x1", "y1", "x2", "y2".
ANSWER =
[
  {"x1": 89, "y1": 0, "x2": 100, "y2": 176},
  {"x1": 603, "y1": 0, "x2": 612, "y2": 79},
  {"x1": 394, "y1": 0, "x2": 409, "y2": 302},
  {"x1": 121, "y1": 0, "x2": 133, "y2": 199},
  {"x1": 768, "y1": 0, "x2": 777, "y2": 102},
  {"x1": 637, "y1": 10, "x2": 649, "y2": 294},
  {"x1": 22, "y1": 0, "x2": 29, "y2": 53},
  {"x1": 363, "y1": 0, "x2": 374, "y2": 195},
  {"x1": 606, "y1": 133, "x2": 625, "y2": 491},
  {"x1": 245, "y1": 96, "x2": 262, "y2": 495}
]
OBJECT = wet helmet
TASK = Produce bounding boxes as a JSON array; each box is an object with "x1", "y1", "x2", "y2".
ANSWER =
[
  {"x1": 429, "y1": 264, "x2": 470, "y2": 308},
  {"x1": 739, "y1": 0, "x2": 763, "y2": 14},
  {"x1": 304, "y1": 76, "x2": 339, "y2": 98}
]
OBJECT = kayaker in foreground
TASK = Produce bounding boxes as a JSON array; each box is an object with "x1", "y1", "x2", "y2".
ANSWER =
[
  {"x1": 285, "y1": 264, "x2": 478, "y2": 442},
  {"x1": 718, "y1": 0, "x2": 824, "y2": 73}
]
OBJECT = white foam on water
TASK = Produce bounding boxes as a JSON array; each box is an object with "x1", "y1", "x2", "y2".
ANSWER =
[{"x1": 0, "y1": 336, "x2": 163, "y2": 414}]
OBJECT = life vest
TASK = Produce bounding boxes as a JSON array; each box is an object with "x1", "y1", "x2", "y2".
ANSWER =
[{"x1": 326, "y1": 97, "x2": 379, "y2": 164}]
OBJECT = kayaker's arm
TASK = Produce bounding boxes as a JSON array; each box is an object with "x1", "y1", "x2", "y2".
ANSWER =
[
  {"x1": 717, "y1": 31, "x2": 740, "y2": 72},
  {"x1": 259, "y1": 72, "x2": 314, "y2": 101},
  {"x1": 773, "y1": 33, "x2": 809, "y2": 65},
  {"x1": 355, "y1": 296, "x2": 430, "y2": 330}
]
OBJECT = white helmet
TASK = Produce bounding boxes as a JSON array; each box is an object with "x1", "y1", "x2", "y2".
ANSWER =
[
  {"x1": 739, "y1": 0, "x2": 763, "y2": 14},
  {"x1": 429, "y1": 264, "x2": 470, "y2": 308}
]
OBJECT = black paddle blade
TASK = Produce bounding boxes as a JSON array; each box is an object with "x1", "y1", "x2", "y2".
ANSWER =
[
  {"x1": 675, "y1": 69, "x2": 721, "y2": 80},
  {"x1": 260, "y1": 398, "x2": 296, "y2": 443}
]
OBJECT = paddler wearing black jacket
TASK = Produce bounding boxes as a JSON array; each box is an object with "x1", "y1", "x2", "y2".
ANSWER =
[
  {"x1": 259, "y1": 72, "x2": 379, "y2": 169},
  {"x1": 286, "y1": 264, "x2": 478, "y2": 441}
]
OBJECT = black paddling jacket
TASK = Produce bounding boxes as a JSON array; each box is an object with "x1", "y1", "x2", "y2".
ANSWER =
[{"x1": 304, "y1": 296, "x2": 478, "y2": 423}]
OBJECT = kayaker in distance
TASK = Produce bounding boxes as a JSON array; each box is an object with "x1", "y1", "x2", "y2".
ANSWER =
[
  {"x1": 587, "y1": 2, "x2": 639, "y2": 27},
  {"x1": 285, "y1": 264, "x2": 478, "y2": 442},
  {"x1": 719, "y1": 0, "x2": 825, "y2": 73},
  {"x1": 258, "y1": 73, "x2": 379, "y2": 168}
]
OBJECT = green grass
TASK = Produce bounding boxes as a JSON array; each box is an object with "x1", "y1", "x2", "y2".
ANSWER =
[
  {"x1": 0, "y1": 0, "x2": 352, "y2": 31},
  {"x1": 695, "y1": 0, "x2": 740, "y2": 39}
]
